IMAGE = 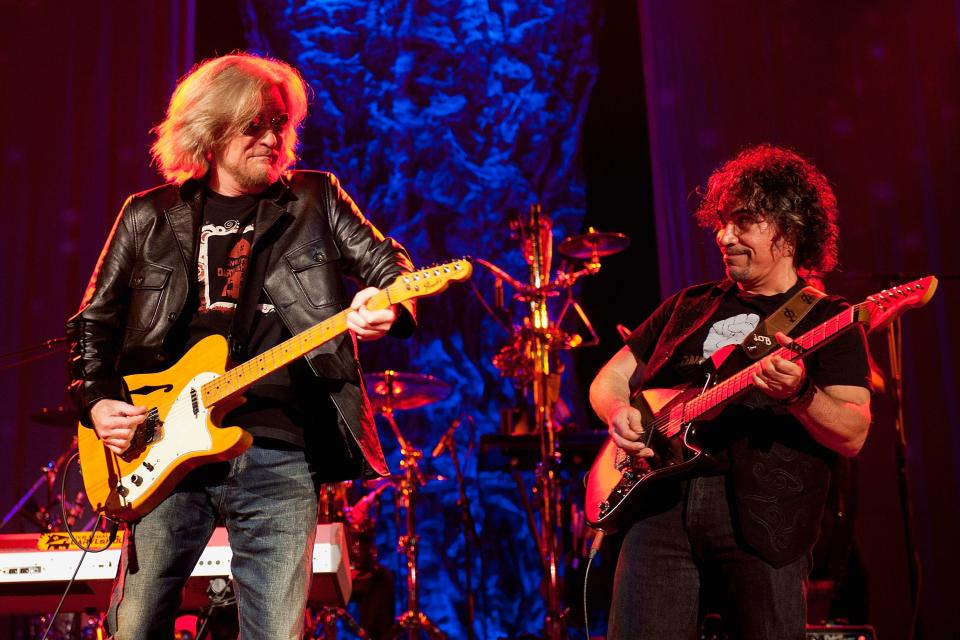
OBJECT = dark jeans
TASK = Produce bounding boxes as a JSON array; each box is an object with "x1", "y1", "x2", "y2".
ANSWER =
[
  {"x1": 608, "y1": 474, "x2": 809, "y2": 640},
  {"x1": 105, "y1": 442, "x2": 321, "y2": 640}
]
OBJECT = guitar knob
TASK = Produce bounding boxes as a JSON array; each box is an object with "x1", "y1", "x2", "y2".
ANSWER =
[
  {"x1": 143, "y1": 462, "x2": 154, "y2": 472},
  {"x1": 116, "y1": 484, "x2": 129, "y2": 498},
  {"x1": 130, "y1": 475, "x2": 143, "y2": 487}
]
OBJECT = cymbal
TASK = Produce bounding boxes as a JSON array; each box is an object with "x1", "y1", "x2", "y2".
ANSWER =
[
  {"x1": 558, "y1": 228, "x2": 630, "y2": 260},
  {"x1": 31, "y1": 405, "x2": 79, "y2": 427},
  {"x1": 364, "y1": 371, "x2": 451, "y2": 412}
]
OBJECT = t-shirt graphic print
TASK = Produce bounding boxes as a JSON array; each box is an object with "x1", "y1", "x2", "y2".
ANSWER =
[{"x1": 197, "y1": 217, "x2": 254, "y2": 315}]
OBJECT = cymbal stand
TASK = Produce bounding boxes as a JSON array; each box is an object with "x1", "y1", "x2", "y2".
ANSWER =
[
  {"x1": 524, "y1": 204, "x2": 566, "y2": 640},
  {"x1": 376, "y1": 374, "x2": 446, "y2": 640},
  {"x1": 312, "y1": 607, "x2": 369, "y2": 640}
]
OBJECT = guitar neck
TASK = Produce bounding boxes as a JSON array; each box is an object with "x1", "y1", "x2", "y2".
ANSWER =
[
  {"x1": 200, "y1": 288, "x2": 396, "y2": 407},
  {"x1": 683, "y1": 305, "x2": 860, "y2": 421}
]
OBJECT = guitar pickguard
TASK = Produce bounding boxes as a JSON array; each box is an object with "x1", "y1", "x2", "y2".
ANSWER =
[{"x1": 112, "y1": 371, "x2": 220, "y2": 509}]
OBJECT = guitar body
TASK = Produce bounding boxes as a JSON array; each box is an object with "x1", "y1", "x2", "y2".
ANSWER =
[
  {"x1": 78, "y1": 335, "x2": 252, "y2": 521},
  {"x1": 584, "y1": 385, "x2": 718, "y2": 533}
]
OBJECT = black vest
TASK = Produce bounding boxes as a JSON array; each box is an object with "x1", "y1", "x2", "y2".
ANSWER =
[{"x1": 638, "y1": 280, "x2": 835, "y2": 568}]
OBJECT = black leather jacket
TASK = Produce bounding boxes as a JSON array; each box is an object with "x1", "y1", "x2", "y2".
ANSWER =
[{"x1": 66, "y1": 171, "x2": 415, "y2": 477}]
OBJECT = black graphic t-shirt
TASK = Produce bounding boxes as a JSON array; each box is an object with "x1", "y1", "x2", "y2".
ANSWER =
[
  {"x1": 188, "y1": 190, "x2": 258, "y2": 340},
  {"x1": 181, "y1": 189, "x2": 333, "y2": 447}
]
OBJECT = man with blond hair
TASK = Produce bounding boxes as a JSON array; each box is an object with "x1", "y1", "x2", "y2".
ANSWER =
[{"x1": 67, "y1": 53, "x2": 415, "y2": 639}]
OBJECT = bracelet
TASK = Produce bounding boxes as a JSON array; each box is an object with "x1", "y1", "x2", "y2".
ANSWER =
[{"x1": 779, "y1": 376, "x2": 816, "y2": 407}]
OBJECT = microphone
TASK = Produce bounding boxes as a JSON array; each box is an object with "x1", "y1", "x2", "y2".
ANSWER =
[{"x1": 431, "y1": 417, "x2": 462, "y2": 458}]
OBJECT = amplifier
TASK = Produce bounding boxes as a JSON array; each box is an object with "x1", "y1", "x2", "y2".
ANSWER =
[
  {"x1": 0, "y1": 523, "x2": 351, "y2": 615},
  {"x1": 806, "y1": 625, "x2": 876, "y2": 640}
]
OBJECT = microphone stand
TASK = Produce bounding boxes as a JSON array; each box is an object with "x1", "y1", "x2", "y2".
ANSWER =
[
  {"x1": 436, "y1": 417, "x2": 480, "y2": 640},
  {"x1": 1, "y1": 439, "x2": 78, "y2": 531},
  {"x1": 0, "y1": 336, "x2": 67, "y2": 371},
  {"x1": 887, "y1": 316, "x2": 922, "y2": 639}
]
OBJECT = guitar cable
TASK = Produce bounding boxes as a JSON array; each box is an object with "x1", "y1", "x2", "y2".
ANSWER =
[
  {"x1": 582, "y1": 530, "x2": 605, "y2": 640},
  {"x1": 39, "y1": 451, "x2": 120, "y2": 640}
]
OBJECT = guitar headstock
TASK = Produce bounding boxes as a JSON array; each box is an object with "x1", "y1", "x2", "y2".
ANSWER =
[
  {"x1": 390, "y1": 258, "x2": 473, "y2": 302},
  {"x1": 856, "y1": 275, "x2": 938, "y2": 333}
]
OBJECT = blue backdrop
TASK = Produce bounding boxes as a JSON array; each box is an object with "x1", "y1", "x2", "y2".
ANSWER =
[{"x1": 242, "y1": 1, "x2": 600, "y2": 637}]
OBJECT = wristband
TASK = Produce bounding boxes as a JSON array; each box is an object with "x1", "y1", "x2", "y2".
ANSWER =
[{"x1": 780, "y1": 376, "x2": 815, "y2": 407}]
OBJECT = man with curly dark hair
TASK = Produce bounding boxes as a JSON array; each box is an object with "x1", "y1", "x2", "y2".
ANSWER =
[{"x1": 590, "y1": 145, "x2": 871, "y2": 639}]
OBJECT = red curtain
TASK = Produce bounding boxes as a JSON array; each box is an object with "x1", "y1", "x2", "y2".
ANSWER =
[
  {"x1": 0, "y1": 1, "x2": 195, "y2": 534},
  {"x1": 639, "y1": 2, "x2": 960, "y2": 637}
]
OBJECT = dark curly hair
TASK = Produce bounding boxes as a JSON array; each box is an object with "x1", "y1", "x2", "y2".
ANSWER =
[{"x1": 694, "y1": 144, "x2": 839, "y2": 277}]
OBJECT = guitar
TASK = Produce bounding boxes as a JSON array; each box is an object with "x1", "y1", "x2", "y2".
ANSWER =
[
  {"x1": 584, "y1": 276, "x2": 938, "y2": 534},
  {"x1": 78, "y1": 259, "x2": 473, "y2": 520}
]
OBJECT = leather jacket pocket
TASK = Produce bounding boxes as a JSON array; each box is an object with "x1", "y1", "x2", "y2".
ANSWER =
[
  {"x1": 285, "y1": 236, "x2": 345, "y2": 309},
  {"x1": 126, "y1": 262, "x2": 173, "y2": 331}
]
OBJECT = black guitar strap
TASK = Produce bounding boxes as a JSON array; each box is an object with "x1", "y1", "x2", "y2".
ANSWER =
[{"x1": 741, "y1": 285, "x2": 826, "y2": 359}]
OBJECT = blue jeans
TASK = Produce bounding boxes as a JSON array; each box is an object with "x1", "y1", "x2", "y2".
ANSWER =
[
  {"x1": 607, "y1": 474, "x2": 809, "y2": 640},
  {"x1": 105, "y1": 442, "x2": 321, "y2": 640}
]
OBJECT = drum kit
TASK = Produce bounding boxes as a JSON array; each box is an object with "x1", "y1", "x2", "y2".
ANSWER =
[
  {"x1": 477, "y1": 205, "x2": 628, "y2": 640},
  {"x1": 278, "y1": 205, "x2": 631, "y2": 640},
  {"x1": 3, "y1": 205, "x2": 630, "y2": 640},
  {"x1": 315, "y1": 205, "x2": 630, "y2": 640}
]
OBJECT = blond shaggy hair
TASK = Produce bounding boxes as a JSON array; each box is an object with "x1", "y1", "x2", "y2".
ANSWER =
[{"x1": 151, "y1": 53, "x2": 309, "y2": 184}]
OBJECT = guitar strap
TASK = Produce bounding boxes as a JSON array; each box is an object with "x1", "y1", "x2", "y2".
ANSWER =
[{"x1": 740, "y1": 285, "x2": 826, "y2": 359}]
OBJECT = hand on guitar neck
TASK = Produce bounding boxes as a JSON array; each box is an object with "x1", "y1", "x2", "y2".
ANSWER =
[
  {"x1": 750, "y1": 331, "x2": 806, "y2": 402},
  {"x1": 90, "y1": 399, "x2": 148, "y2": 455},
  {"x1": 345, "y1": 286, "x2": 397, "y2": 341}
]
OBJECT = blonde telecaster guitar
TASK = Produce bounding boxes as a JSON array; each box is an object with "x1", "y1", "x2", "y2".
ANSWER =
[
  {"x1": 584, "y1": 276, "x2": 938, "y2": 534},
  {"x1": 78, "y1": 259, "x2": 472, "y2": 521}
]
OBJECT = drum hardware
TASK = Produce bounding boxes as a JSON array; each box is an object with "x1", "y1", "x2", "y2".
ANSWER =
[
  {"x1": 0, "y1": 337, "x2": 75, "y2": 534},
  {"x1": 310, "y1": 605, "x2": 370, "y2": 639},
  {"x1": 193, "y1": 577, "x2": 238, "y2": 640},
  {"x1": 313, "y1": 480, "x2": 394, "y2": 639},
  {"x1": 365, "y1": 371, "x2": 452, "y2": 413},
  {"x1": 1, "y1": 436, "x2": 86, "y2": 534},
  {"x1": 475, "y1": 205, "x2": 629, "y2": 640},
  {"x1": 556, "y1": 227, "x2": 630, "y2": 268},
  {"x1": 366, "y1": 370, "x2": 448, "y2": 640}
]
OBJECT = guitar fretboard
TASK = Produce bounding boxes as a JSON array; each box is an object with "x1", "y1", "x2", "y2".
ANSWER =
[
  {"x1": 201, "y1": 307, "x2": 357, "y2": 407},
  {"x1": 199, "y1": 260, "x2": 470, "y2": 407},
  {"x1": 680, "y1": 305, "x2": 859, "y2": 423}
]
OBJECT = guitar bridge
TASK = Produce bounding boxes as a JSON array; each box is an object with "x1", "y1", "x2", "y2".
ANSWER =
[
  {"x1": 120, "y1": 407, "x2": 162, "y2": 461},
  {"x1": 614, "y1": 446, "x2": 652, "y2": 475}
]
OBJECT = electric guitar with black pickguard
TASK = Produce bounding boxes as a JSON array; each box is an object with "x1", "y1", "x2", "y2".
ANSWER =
[{"x1": 584, "y1": 276, "x2": 938, "y2": 534}]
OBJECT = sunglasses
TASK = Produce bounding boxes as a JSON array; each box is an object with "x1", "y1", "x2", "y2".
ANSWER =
[{"x1": 242, "y1": 113, "x2": 290, "y2": 137}]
